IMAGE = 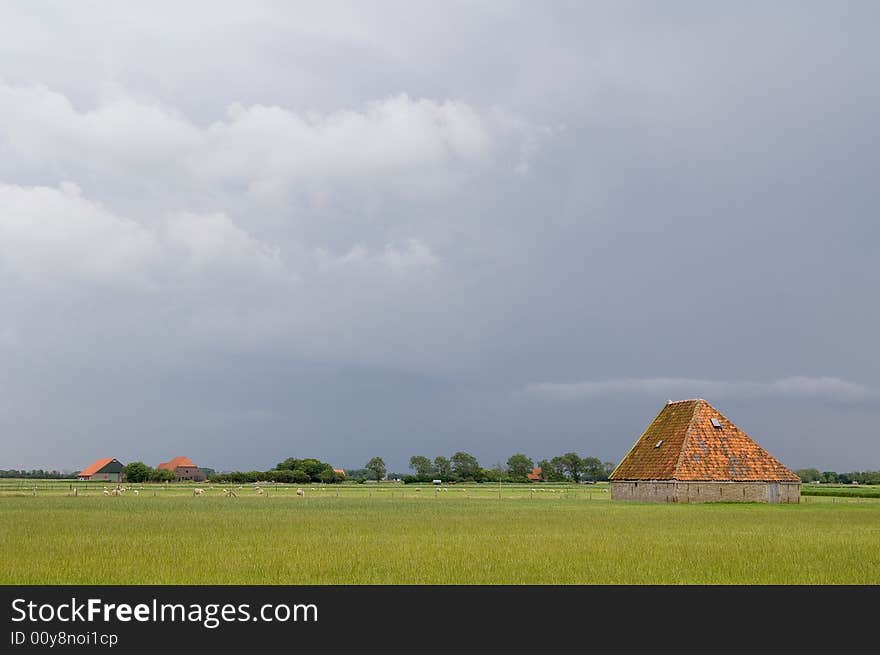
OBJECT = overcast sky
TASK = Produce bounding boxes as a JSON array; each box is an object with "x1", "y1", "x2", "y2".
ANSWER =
[{"x1": 1, "y1": 2, "x2": 878, "y2": 474}]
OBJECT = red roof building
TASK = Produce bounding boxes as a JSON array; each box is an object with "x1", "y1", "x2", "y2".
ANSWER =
[
  {"x1": 158, "y1": 456, "x2": 206, "y2": 482},
  {"x1": 610, "y1": 399, "x2": 800, "y2": 503},
  {"x1": 78, "y1": 458, "x2": 125, "y2": 482},
  {"x1": 526, "y1": 466, "x2": 543, "y2": 482}
]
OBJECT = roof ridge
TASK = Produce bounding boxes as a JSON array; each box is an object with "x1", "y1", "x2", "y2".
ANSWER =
[
  {"x1": 609, "y1": 402, "x2": 669, "y2": 480},
  {"x1": 672, "y1": 399, "x2": 703, "y2": 479}
]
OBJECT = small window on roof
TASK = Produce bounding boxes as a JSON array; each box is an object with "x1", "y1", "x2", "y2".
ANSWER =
[
  {"x1": 710, "y1": 418, "x2": 722, "y2": 429},
  {"x1": 655, "y1": 439, "x2": 663, "y2": 448}
]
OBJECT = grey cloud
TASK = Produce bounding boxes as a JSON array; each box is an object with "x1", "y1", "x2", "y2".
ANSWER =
[
  {"x1": 0, "y1": 182, "x2": 444, "y2": 366},
  {"x1": 521, "y1": 377, "x2": 876, "y2": 405},
  {"x1": 0, "y1": 2, "x2": 878, "y2": 473}
]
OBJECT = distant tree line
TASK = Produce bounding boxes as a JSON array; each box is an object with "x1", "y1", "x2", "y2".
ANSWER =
[
  {"x1": 398, "y1": 452, "x2": 615, "y2": 484},
  {"x1": 343, "y1": 468, "x2": 371, "y2": 482},
  {"x1": 0, "y1": 469, "x2": 76, "y2": 479},
  {"x1": 534, "y1": 453, "x2": 615, "y2": 483},
  {"x1": 207, "y1": 458, "x2": 344, "y2": 484},
  {"x1": 795, "y1": 468, "x2": 880, "y2": 485}
]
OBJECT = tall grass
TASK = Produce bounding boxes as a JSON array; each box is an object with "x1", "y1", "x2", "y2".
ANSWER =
[
  {"x1": 800, "y1": 485, "x2": 880, "y2": 499},
  {"x1": 1, "y1": 493, "x2": 878, "y2": 584}
]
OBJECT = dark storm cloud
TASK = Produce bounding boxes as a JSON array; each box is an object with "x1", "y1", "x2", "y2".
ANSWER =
[{"x1": 0, "y1": 2, "x2": 877, "y2": 473}]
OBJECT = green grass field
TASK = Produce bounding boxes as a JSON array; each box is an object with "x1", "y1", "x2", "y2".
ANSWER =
[
  {"x1": 1, "y1": 481, "x2": 878, "y2": 584},
  {"x1": 800, "y1": 483, "x2": 880, "y2": 499}
]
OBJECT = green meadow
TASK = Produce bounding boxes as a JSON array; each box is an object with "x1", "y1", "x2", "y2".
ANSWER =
[
  {"x1": 1, "y1": 482, "x2": 878, "y2": 584},
  {"x1": 800, "y1": 483, "x2": 880, "y2": 499}
]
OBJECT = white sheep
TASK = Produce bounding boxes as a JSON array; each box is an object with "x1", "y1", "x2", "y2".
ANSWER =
[
  {"x1": 256, "y1": 487, "x2": 263, "y2": 495},
  {"x1": 296, "y1": 488, "x2": 304, "y2": 497},
  {"x1": 133, "y1": 489, "x2": 139, "y2": 496},
  {"x1": 193, "y1": 488, "x2": 204, "y2": 496},
  {"x1": 103, "y1": 489, "x2": 110, "y2": 496}
]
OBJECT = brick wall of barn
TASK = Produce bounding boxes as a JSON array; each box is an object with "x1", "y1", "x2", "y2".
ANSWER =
[{"x1": 610, "y1": 481, "x2": 800, "y2": 503}]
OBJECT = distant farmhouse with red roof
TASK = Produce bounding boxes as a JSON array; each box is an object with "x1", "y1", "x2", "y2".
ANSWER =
[
  {"x1": 526, "y1": 466, "x2": 543, "y2": 482},
  {"x1": 610, "y1": 399, "x2": 800, "y2": 503},
  {"x1": 78, "y1": 458, "x2": 125, "y2": 482},
  {"x1": 333, "y1": 468, "x2": 346, "y2": 478},
  {"x1": 158, "y1": 456, "x2": 206, "y2": 482}
]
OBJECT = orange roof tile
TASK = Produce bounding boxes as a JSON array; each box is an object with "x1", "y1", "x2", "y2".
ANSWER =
[
  {"x1": 610, "y1": 399, "x2": 799, "y2": 482},
  {"x1": 79, "y1": 457, "x2": 118, "y2": 477},
  {"x1": 333, "y1": 468, "x2": 345, "y2": 476},
  {"x1": 526, "y1": 466, "x2": 543, "y2": 481},
  {"x1": 158, "y1": 456, "x2": 197, "y2": 471}
]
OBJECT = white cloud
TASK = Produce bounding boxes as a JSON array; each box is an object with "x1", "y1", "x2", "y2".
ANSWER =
[
  {"x1": 0, "y1": 182, "x2": 158, "y2": 290},
  {"x1": 520, "y1": 376, "x2": 875, "y2": 405},
  {"x1": 160, "y1": 211, "x2": 288, "y2": 280},
  {"x1": 314, "y1": 238, "x2": 438, "y2": 276},
  {"x1": 0, "y1": 84, "x2": 200, "y2": 173},
  {"x1": 0, "y1": 183, "x2": 297, "y2": 291},
  {"x1": 0, "y1": 182, "x2": 437, "y2": 288},
  {"x1": 0, "y1": 82, "x2": 543, "y2": 205},
  {"x1": 766, "y1": 376, "x2": 872, "y2": 402}
]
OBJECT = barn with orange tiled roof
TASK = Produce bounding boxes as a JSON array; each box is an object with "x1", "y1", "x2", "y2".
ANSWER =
[
  {"x1": 158, "y1": 456, "x2": 206, "y2": 482},
  {"x1": 78, "y1": 457, "x2": 125, "y2": 482},
  {"x1": 609, "y1": 399, "x2": 800, "y2": 503}
]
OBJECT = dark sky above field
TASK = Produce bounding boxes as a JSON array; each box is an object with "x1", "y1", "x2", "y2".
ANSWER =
[{"x1": 1, "y1": 2, "x2": 878, "y2": 474}]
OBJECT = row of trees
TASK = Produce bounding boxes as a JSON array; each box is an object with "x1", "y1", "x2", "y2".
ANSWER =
[
  {"x1": 534, "y1": 454, "x2": 614, "y2": 483},
  {"x1": 14, "y1": 462, "x2": 879, "y2": 486},
  {"x1": 394, "y1": 452, "x2": 614, "y2": 483},
  {"x1": 208, "y1": 458, "x2": 344, "y2": 484},
  {"x1": 122, "y1": 462, "x2": 176, "y2": 483},
  {"x1": 0, "y1": 469, "x2": 76, "y2": 479},
  {"x1": 795, "y1": 469, "x2": 880, "y2": 485}
]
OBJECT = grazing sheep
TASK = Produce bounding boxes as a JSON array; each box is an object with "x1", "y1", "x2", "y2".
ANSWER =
[
  {"x1": 103, "y1": 490, "x2": 110, "y2": 496},
  {"x1": 256, "y1": 487, "x2": 263, "y2": 495},
  {"x1": 193, "y1": 488, "x2": 204, "y2": 496},
  {"x1": 296, "y1": 488, "x2": 304, "y2": 497},
  {"x1": 111, "y1": 489, "x2": 122, "y2": 496},
  {"x1": 133, "y1": 489, "x2": 139, "y2": 496},
  {"x1": 223, "y1": 489, "x2": 237, "y2": 497}
]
